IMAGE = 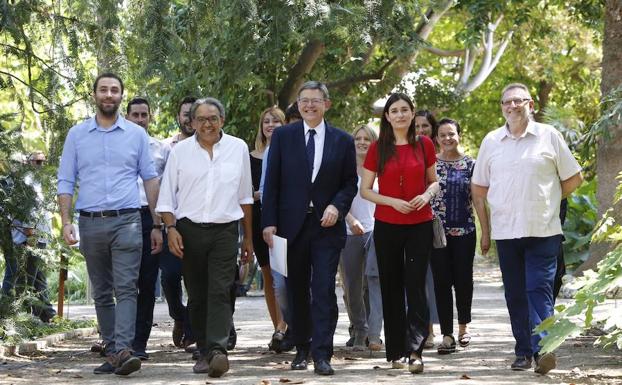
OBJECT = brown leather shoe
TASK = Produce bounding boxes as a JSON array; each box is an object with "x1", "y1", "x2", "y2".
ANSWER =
[
  {"x1": 208, "y1": 351, "x2": 229, "y2": 378},
  {"x1": 193, "y1": 355, "x2": 210, "y2": 374},
  {"x1": 113, "y1": 350, "x2": 141, "y2": 376}
]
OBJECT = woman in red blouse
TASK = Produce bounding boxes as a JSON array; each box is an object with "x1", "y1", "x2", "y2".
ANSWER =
[{"x1": 360, "y1": 93, "x2": 439, "y2": 374}]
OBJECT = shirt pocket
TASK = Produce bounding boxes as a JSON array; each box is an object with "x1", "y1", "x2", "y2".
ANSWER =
[{"x1": 219, "y1": 162, "x2": 242, "y2": 190}]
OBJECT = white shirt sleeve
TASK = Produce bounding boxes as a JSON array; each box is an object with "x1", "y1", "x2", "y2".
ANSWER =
[
  {"x1": 156, "y1": 147, "x2": 179, "y2": 215},
  {"x1": 472, "y1": 134, "x2": 492, "y2": 187},
  {"x1": 551, "y1": 130, "x2": 582, "y2": 181}
]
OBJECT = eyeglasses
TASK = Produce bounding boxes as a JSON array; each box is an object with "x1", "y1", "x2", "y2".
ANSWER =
[
  {"x1": 297, "y1": 98, "x2": 325, "y2": 106},
  {"x1": 194, "y1": 116, "x2": 221, "y2": 125},
  {"x1": 501, "y1": 98, "x2": 531, "y2": 107}
]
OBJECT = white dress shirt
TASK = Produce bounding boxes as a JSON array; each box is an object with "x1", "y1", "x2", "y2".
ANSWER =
[
  {"x1": 156, "y1": 132, "x2": 254, "y2": 223},
  {"x1": 139, "y1": 136, "x2": 171, "y2": 206},
  {"x1": 304, "y1": 120, "x2": 325, "y2": 183},
  {"x1": 472, "y1": 121, "x2": 581, "y2": 240}
]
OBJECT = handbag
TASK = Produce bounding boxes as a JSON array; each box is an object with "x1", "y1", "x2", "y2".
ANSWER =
[{"x1": 418, "y1": 137, "x2": 447, "y2": 249}]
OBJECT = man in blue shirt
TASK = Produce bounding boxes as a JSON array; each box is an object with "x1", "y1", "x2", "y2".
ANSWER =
[{"x1": 57, "y1": 73, "x2": 161, "y2": 376}]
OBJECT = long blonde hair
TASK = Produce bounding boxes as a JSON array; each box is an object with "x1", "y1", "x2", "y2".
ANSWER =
[
  {"x1": 352, "y1": 124, "x2": 378, "y2": 142},
  {"x1": 254, "y1": 106, "x2": 285, "y2": 152}
]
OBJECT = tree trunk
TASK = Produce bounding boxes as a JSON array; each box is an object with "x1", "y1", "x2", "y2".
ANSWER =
[{"x1": 575, "y1": 0, "x2": 622, "y2": 275}]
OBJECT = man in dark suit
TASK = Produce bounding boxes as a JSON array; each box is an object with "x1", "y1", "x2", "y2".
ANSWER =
[{"x1": 262, "y1": 81, "x2": 358, "y2": 376}]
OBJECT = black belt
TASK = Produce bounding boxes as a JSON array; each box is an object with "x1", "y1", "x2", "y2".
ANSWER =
[
  {"x1": 79, "y1": 208, "x2": 139, "y2": 218},
  {"x1": 179, "y1": 217, "x2": 235, "y2": 229},
  {"x1": 140, "y1": 205, "x2": 150, "y2": 212}
]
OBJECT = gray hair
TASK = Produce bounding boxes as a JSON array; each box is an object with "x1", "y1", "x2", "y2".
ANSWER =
[
  {"x1": 191, "y1": 97, "x2": 226, "y2": 120},
  {"x1": 298, "y1": 81, "x2": 330, "y2": 100},
  {"x1": 501, "y1": 83, "x2": 531, "y2": 100}
]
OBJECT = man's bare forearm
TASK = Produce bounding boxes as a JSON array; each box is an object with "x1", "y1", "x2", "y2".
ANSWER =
[
  {"x1": 241, "y1": 204, "x2": 253, "y2": 240},
  {"x1": 58, "y1": 194, "x2": 73, "y2": 225},
  {"x1": 144, "y1": 177, "x2": 161, "y2": 225}
]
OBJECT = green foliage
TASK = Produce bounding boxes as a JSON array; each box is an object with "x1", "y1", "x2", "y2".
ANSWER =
[
  {"x1": 538, "y1": 171, "x2": 622, "y2": 353},
  {"x1": 0, "y1": 312, "x2": 96, "y2": 346},
  {"x1": 562, "y1": 179, "x2": 598, "y2": 269}
]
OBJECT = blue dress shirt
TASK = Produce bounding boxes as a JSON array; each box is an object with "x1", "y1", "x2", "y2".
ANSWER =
[{"x1": 57, "y1": 115, "x2": 157, "y2": 211}]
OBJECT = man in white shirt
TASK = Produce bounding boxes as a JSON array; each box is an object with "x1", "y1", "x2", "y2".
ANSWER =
[
  {"x1": 125, "y1": 97, "x2": 169, "y2": 360},
  {"x1": 471, "y1": 83, "x2": 583, "y2": 375},
  {"x1": 157, "y1": 97, "x2": 254, "y2": 378}
]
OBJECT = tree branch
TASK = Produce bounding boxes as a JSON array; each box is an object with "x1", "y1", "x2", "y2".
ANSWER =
[
  {"x1": 278, "y1": 39, "x2": 325, "y2": 108},
  {"x1": 327, "y1": 56, "x2": 397, "y2": 90},
  {"x1": 424, "y1": 46, "x2": 466, "y2": 57}
]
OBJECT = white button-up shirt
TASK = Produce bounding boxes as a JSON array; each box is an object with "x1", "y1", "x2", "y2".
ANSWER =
[
  {"x1": 472, "y1": 121, "x2": 581, "y2": 240},
  {"x1": 139, "y1": 136, "x2": 171, "y2": 206},
  {"x1": 304, "y1": 119, "x2": 325, "y2": 183},
  {"x1": 156, "y1": 132, "x2": 254, "y2": 223}
]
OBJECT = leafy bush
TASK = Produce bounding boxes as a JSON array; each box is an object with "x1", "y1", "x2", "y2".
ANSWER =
[
  {"x1": 538, "y1": 171, "x2": 622, "y2": 352},
  {"x1": 562, "y1": 179, "x2": 598, "y2": 270},
  {"x1": 0, "y1": 312, "x2": 96, "y2": 346}
]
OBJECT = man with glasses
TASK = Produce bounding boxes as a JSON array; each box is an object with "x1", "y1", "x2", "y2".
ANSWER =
[
  {"x1": 262, "y1": 81, "x2": 357, "y2": 375},
  {"x1": 57, "y1": 73, "x2": 161, "y2": 376},
  {"x1": 2, "y1": 151, "x2": 56, "y2": 323},
  {"x1": 157, "y1": 97, "x2": 254, "y2": 378},
  {"x1": 471, "y1": 83, "x2": 583, "y2": 375}
]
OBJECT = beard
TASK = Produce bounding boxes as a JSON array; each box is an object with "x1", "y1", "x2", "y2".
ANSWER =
[
  {"x1": 97, "y1": 100, "x2": 120, "y2": 117},
  {"x1": 179, "y1": 122, "x2": 195, "y2": 136}
]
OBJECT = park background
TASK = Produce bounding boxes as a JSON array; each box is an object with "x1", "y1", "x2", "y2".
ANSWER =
[{"x1": 0, "y1": 0, "x2": 620, "y2": 358}]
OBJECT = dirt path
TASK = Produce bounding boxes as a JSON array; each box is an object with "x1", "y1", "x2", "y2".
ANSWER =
[{"x1": 1, "y1": 264, "x2": 621, "y2": 385}]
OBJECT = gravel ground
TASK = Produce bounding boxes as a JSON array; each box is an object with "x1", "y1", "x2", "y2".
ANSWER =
[{"x1": 1, "y1": 264, "x2": 621, "y2": 385}]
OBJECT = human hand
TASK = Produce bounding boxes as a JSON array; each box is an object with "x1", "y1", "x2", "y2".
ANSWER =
[
  {"x1": 62, "y1": 224, "x2": 78, "y2": 245},
  {"x1": 151, "y1": 228, "x2": 163, "y2": 254},
  {"x1": 168, "y1": 228, "x2": 184, "y2": 258},
  {"x1": 263, "y1": 226, "x2": 277, "y2": 248},
  {"x1": 321, "y1": 204, "x2": 339, "y2": 227},
  {"x1": 390, "y1": 198, "x2": 415, "y2": 214},
  {"x1": 480, "y1": 232, "x2": 491, "y2": 256},
  {"x1": 409, "y1": 193, "x2": 431, "y2": 211},
  {"x1": 240, "y1": 237, "x2": 254, "y2": 264},
  {"x1": 348, "y1": 219, "x2": 365, "y2": 235}
]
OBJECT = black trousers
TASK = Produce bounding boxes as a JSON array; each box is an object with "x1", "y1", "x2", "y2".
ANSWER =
[
  {"x1": 430, "y1": 232, "x2": 476, "y2": 336},
  {"x1": 374, "y1": 219, "x2": 432, "y2": 361}
]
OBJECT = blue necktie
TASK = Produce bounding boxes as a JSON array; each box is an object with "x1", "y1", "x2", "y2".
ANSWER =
[{"x1": 306, "y1": 129, "x2": 316, "y2": 178}]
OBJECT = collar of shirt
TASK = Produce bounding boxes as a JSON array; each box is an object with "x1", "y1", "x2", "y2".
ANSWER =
[
  {"x1": 303, "y1": 119, "x2": 326, "y2": 141},
  {"x1": 499, "y1": 120, "x2": 538, "y2": 141},
  {"x1": 192, "y1": 130, "x2": 224, "y2": 154},
  {"x1": 88, "y1": 114, "x2": 126, "y2": 132}
]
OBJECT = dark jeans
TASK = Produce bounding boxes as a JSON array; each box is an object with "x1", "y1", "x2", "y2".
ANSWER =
[
  {"x1": 430, "y1": 232, "x2": 476, "y2": 336},
  {"x1": 374, "y1": 219, "x2": 432, "y2": 361},
  {"x1": 159, "y1": 241, "x2": 194, "y2": 340},
  {"x1": 133, "y1": 209, "x2": 161, "y2": 352},
  {"x1": 177, "y1": 218, "x2": 239, "y2": 357},
  {"x1": 496, "y1": 235, "x2": 560, "y2": 357},
  {"x1": 2, "y1": 242, "x2": 56, "y2": 321}
]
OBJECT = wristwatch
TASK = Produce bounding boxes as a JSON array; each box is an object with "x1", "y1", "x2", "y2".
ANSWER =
[{"x1": 152, "y1": 223, "x2": 164, "y2": 230}]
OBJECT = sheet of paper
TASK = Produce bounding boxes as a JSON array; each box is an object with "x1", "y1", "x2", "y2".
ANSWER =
[{"x1": 269, "y1": 235, "x2": 288, "y2": 277}]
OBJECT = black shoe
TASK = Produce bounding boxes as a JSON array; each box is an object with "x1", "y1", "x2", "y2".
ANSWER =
[
  {"x1": 314, "y1": 359, "x2": 334, "y2": 375},
  {"x1": 133, "y1": 350, "x2": 149, "y2": 361},
  {"x1": 511, "y1": 356, "x2": 532, "y2": 371},
  {"x1": 192, "y1": 349, "x2": 201, "y2": 360},
  {"x1": 291, "y1": 349, "x2": 309, "y2": 370},
  {"x1": 268, "y1": 330, "x2": 286, "y2": 353},
  {"x1": 172, "y1": 320, "x2": 184, "y2": 348},
  {"x1": 227, "y1": 327, "x2": 237, "y2": 351},
  {"x1": 93, "y1": 360, "x2": 115, "y2": 374},
  {"x1": 345, "y1": 336, "x2": 355, "y2": 347}
]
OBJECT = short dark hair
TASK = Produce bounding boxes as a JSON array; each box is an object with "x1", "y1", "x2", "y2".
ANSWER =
[
  {"x1": 93, "y1": 72, "x2": 124, "y2": 94},
  {"x1": 127, "y1": 97, "x2": 150, "y2": 115},
  {"x1": 177, "y1": 96, "x2": 197, "y2": 115},
  {"x1": 437, "y1": 117, "x2": 462, "y2": 135},
  {"x1": 285, "y1": 102, "x2": 302, "y2": 123}
]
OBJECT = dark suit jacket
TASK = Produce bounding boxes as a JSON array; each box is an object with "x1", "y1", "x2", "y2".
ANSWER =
[{"x1": 261, "y1": 120, "x2": 357, "y2": 248}]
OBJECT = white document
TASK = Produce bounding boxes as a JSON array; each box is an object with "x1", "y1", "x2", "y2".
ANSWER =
[{"x1": 269, "y1": 235, "x2": 288, "y2": 277}]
